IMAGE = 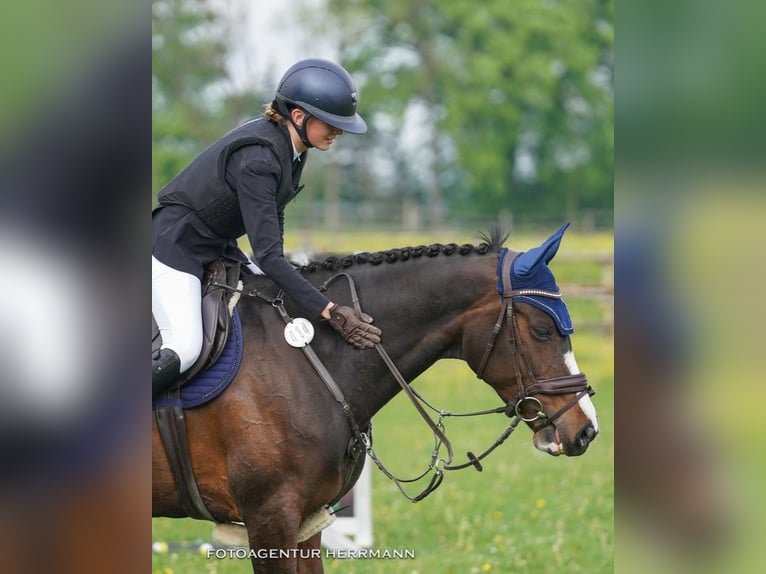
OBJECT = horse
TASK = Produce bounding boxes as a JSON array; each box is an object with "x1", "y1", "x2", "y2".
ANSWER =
[{"x1": 152, "y1": 223, "x2": 599, "y2": 573}]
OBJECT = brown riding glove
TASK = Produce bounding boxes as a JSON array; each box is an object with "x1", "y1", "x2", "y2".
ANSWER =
[{"x1": 328, "y1": 304, "x2": 382, "y2": 349}]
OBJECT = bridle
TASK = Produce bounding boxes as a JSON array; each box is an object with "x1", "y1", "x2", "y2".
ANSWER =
[
  {"x1": 229, "y1": 249, "x2": 594, "y2": 502},
  {"x1": 476, "y1": 249, "x2": 594, "y2": 428},
  {"x1": 319, "y1": 250, "x2": 593, "y2": 501}
]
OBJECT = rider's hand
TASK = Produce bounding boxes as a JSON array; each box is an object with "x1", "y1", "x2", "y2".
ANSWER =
[{"x1": 327, "y1": 304, "x2": 382, "y2": 349}]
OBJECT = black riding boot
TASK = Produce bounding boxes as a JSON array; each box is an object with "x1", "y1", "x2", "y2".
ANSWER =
[{"x1": 152, "y1": 348, "x2": 181, "y2": 397}]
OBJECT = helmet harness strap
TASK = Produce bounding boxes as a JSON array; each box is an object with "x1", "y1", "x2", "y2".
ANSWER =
[
  {"x1": 292, "y1": 110, "x2": 314, "y2": 149},
  {"x1": 273, "y1": 98, "x2": 314, "y2": 149}
]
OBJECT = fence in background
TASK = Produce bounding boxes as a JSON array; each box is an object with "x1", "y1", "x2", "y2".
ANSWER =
[
  {"x1": 286, "y1": 199, "x2": 614, "y2": 236},
  {"x1": 559, "y1": 252, "x2": 614, "y2": 335}
]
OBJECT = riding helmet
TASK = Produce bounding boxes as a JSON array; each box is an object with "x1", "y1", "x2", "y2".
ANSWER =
[{"x1": 274, "y1": 58, "x2": 367, "y2": 134}]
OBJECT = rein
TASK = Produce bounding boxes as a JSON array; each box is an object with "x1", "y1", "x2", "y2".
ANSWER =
[
  {"x1": 216, "y1": 253, "x2": 593, "y2": 502},
  {"x1": 316, "y1": 265, "x2": 592, "y2": 500}
]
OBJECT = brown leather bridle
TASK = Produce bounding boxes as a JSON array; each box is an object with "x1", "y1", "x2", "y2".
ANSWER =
[{"x1": 476, "y1": 249, "x2": 594, "y2": 427}]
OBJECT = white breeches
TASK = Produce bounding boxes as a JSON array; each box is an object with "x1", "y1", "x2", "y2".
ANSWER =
[{"x1": 152, "y1": 256, "x2": 203, "y2": 373}]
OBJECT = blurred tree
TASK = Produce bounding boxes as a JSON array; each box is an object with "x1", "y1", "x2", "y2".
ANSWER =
[
  {"x1": 323, "y1": 0, "x2": 613, "y2": 223},
  {"x1": 151, "y1": 0, "x2": 232, "y2": 198},
  {"x1": 152, "y1": 0, "x2": 612, "y2": 226}
]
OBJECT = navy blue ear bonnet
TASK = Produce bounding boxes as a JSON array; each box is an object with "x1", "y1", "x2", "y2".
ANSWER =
[{"x1": 495, "y1": 223, "x2": 574, "y2": 336}]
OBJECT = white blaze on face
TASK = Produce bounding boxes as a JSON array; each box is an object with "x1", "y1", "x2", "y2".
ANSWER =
[{"x1": 564, "y1": 350, "x2": 599, "y2": 433}]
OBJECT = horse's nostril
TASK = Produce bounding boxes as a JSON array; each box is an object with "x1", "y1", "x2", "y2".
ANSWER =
[{"x1": 577, "y1": 423, "x2": 597, "y2": 448}]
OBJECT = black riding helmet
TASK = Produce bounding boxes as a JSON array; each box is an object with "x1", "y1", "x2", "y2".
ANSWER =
[{"x1": 273, "y1": 58, "x2": 367, "y2": 148}]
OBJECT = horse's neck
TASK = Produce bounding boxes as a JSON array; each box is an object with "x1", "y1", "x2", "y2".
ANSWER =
[{"x1": 333, "y1": 257, "x2": 492, "y2": 423}]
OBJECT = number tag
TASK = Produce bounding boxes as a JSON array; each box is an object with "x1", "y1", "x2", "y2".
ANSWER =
[{"x1": 284, "y1": 318, "x2": 315, "y2": 348}]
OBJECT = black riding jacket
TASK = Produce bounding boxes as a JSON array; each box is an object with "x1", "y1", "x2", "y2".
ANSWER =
[{"x1": 152, "y1": 116, "x2": 330, "y2": 319}]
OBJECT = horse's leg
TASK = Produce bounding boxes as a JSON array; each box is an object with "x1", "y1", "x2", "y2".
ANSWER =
[
  {"x1": 240, "y1": 496, "x2": 304, "y2": 574},
  {"x1": 296, "y1": 533, "x2": 324, "y2": 574}
]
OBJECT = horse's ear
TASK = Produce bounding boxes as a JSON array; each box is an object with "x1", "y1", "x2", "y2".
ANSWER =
[{"x1": 514, "y1": 222, "x2": 570, "y2": 275}]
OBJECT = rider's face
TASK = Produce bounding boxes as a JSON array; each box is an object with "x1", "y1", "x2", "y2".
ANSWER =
[
  {"x1": 305, "y1": 116, "x2": 343, "y2": 151},
  {"x1": 290, "y1": 108, "x2": 342, "y2": 152}
]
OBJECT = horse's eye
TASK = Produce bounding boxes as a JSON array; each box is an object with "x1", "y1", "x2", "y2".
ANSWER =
[{"x1": 531, "y1": 325, "x2": 553, "y2": 340}]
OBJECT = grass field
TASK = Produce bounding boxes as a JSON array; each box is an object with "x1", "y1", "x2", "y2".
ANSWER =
[{"x1": 153, "y1": 230, "x2": 613, "y2": 573}]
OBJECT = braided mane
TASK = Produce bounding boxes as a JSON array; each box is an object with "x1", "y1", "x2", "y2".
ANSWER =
[{"x1": 298, "y1": 227, "x2": 509, "y2": 274}]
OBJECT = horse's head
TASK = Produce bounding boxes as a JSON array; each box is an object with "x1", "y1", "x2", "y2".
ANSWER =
[{"x1": 465, "y1": 223, "x2": 599, "y2": 456}]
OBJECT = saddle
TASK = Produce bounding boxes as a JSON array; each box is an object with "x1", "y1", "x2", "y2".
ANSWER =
[
  {"x1": 152, "y1": 258, "x2": 243, "y2": 390},
  {"x1": 153, "y1": 257, "x2": 242, "y2": 522}
]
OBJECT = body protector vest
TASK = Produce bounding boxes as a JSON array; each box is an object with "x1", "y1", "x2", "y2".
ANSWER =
[{"x1": 157, "y1": 116, "x2": 305, "y2": 238}]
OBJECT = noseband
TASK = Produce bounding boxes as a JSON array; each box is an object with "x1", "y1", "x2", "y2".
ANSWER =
[{"x1": 476, "y1": 250, "x2": 594, "y2": 426}]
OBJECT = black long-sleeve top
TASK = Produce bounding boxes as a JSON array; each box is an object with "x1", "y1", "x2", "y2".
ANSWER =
[{"x1": 152, "y1": 138, "x2": 330, "y2": 319}]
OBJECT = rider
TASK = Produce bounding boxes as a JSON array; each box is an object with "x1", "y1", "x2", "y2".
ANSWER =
[{"x1": 152, "y1": 58, "x2": 382, "y2": 397}]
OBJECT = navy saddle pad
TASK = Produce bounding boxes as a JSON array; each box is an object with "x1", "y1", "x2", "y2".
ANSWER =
[{"x1": 152, "y1": 308, "x2": 243, "y2": 409}]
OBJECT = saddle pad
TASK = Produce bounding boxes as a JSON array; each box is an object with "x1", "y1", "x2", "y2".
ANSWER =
[{"x1": 153, "y1": 308, "x2": 243, "y2": 409}]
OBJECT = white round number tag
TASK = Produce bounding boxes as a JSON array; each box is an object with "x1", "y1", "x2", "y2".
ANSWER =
[{"x1": 284, "y1": 318, "x2": 315, "y2": 348}]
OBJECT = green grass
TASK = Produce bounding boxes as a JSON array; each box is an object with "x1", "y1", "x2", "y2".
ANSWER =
[{"x1": 154, "y1": 230, "x2": 613, "y2": 573}]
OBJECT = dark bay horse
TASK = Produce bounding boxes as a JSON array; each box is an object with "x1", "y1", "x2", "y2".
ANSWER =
[{"x1": 152, "y1": 224, "x2": 599, "y2": 573}]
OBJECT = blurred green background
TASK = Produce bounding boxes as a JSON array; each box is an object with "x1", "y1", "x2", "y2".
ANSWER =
[{"x1": 152, "y1": 0, "x2": 613, "y2": 233}]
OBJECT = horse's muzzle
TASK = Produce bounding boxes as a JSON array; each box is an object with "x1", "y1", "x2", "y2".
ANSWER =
[{"x1": 533, "y1": 420, "x2": 598, "y2": 457}]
